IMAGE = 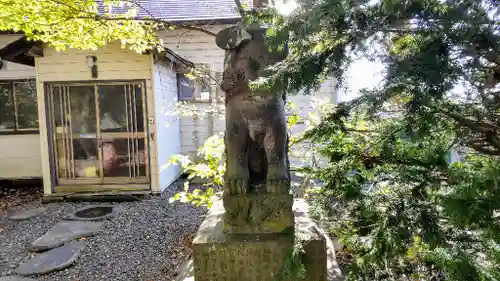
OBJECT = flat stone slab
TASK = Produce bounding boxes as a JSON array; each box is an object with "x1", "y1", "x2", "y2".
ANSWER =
[
  {"x1": 63, "y1": 205, "x2": 123, "y2": 221},
  {"x1": 7, "y1": 207, "x2": 47, "y2": 221},
  {"x1": 30, "y1": 221, "x2": 103, "y2": 251},
  {"x1": 0, "y1": 277, "x2": 39, "y2": 281},
  {"x1": 15, "y1": 241, "x2": 86, "y2": 276}
]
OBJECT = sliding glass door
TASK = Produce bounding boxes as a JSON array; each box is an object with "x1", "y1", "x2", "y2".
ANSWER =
[{"x1": 47, "y1": 82, "x2": 149, "y2": 186}]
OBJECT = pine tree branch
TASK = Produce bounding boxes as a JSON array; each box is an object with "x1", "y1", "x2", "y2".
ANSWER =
[{"x1": 439, "y1": 110, "x2": 500, "y2": 153}]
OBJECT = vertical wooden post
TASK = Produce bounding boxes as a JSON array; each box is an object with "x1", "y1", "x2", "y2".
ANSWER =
[{"x1": 95, "y1": 84, "x2": 104, "y2": 180}]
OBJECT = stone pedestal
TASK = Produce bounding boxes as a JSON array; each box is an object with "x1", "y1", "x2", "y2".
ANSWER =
[
  {"x1": 192, "y1": 200, "x2": 328, "y2": 281},
  {"x1": 223, "y1": 193, "x2": 294, "y2": 234}
]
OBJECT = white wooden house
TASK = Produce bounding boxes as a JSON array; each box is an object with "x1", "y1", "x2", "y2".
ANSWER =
[
  {"x1": 0, "y1": 34, "x2": 42, "y2": 179},
  {"x1": 0, "y1": 35, "x2": 193, "y2": 196},
  {"x1": 0, "y1": 0, "x2": 338, "y2": 197}
]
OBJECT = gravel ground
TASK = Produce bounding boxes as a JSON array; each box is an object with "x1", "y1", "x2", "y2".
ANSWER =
[{"x1": 0, "y1": 182, "x2": 207, "y2": 281}]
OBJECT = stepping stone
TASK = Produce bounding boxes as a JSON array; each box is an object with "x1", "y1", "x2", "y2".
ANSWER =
[
  {"x1": 15, "y1": 241, "x2": 86, "y2": 276},
  {"x1": 63, "y1": 205, "x2": 123, "y2": 221},
  {"x1": 30, "y1": 221, "x2": 103, "y2": 251},
  {"x1": 0, "y1": 277, "x2": 39, "y2": 281},
  {"x1": 7, "y1": 207, "x2": 47, "y2": 221}
]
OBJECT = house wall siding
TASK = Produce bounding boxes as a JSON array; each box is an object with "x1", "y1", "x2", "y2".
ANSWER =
[
  {"x1": 0, "y1": 134, "x2": 42, "y2": 179},
  {"x1": 159, "y1": 26, "x2": 227, "y2": 72},
  {"x1": 36, "y1": 44, "x2": 153, "y2": 81},
  {"x1": 160, "y1": 26, "x2": 227, "y2": 160},
  {"x1": 152, "y1": 55, "x2": 182, "y2": 191},
  {"x1": 0, "y1": 34, "x2": 23, "y2": 46},
  {"x1": 159, "y1": 27, "x2": 338, "y2": 167},
  {"x1": 0, "y1": 35, "x2": 40, "y2": 179},
  {"x1": 0, "y1": 61, "x2": 36, "y2": 80},
  {"x1": 35, "y1": 42, "x2": 159, "y2": 193}
]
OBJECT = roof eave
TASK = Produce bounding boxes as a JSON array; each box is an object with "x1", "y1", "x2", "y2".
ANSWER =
[
  {"x1": 0, "y1": 36, "x2": 43, "y2": 67},
  {"x1": 161, "y1": 48, "x2": 194, "y2": 72},
  {"x1": 169, "y1": 17, "x2": 241, "y2": 26}
]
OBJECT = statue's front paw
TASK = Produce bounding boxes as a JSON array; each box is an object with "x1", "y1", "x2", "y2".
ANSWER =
[
  {"x1": 265, "y1": 179, "x2": 290, "y2": 194},
  {"x1": 225, "y1": 179, "x2": 249, "y2": 195}
]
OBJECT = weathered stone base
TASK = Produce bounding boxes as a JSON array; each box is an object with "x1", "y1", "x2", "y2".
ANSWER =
[
  {"x1": 223, "y1": 193, "x2": 294, "y2": 234},
  {"x1": 194, "y1": 233, "x2": 293, "y2": 281},
  {"x1": 191, "y1": 199, "x2": 328, "y2": 281}
]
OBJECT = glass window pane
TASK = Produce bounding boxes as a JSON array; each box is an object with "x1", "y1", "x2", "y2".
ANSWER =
[
  {"x1": 178, "y1": 74, "x2": 194, "y2": 101},
  {"x1": 14, "y1": 80, "x2": 38, "y2": 129},
  {"x1": 0, "y1": 83, "x2": 14, "y2": 130},
  {"x1": 99, "y1": 138, "x2": 147, "y2": 177},
  {"x1": 99, "y1": 85, "x2": 128, "y2": 133},
  {"x1": 134, "y1": 84, "x2": 145, "y2": 133},
  {"x1": 69, "y1": 85, "x2": 97, "y2": 134},
  {"x1": 73, "y1": 139, "x2": 100, "y2": 178},
  {"x1": 99, "y1": 84, "x2": 144, "y2": 133},
  {"x1": 52, "y1": 86, "x2": 64, "y2": 127},
  {"x1": 200, "y1": 83, "x2": 210, "y2": 101},
  {"x1": 215, "y1": 72, "x2": 225, "y2": 101}
]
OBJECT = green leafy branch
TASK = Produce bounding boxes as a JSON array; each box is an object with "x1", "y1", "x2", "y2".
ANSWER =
[
  {"x1": 166, "y1": 133, "x2": 225, "y2": 208},
  {"x1": 275, "y1": 238, "x2": 307, "y2": 281}
]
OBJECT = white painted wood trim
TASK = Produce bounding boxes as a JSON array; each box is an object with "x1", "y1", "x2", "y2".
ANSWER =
[
  {"x1": 149, "y1": 54, "x2": 161, "y2": 193},
  {"x1": 35, "y1": 57, "x2": 53, "y2": 195}
]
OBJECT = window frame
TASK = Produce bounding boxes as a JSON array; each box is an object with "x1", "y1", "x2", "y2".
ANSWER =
[
  {"x1": 176, "y1": 64, "x2": 223, "y2": 103},
  {"x1": 0, "y1": 78, "x2": 39, "y2": 135},
  {"x1": 176, "y1": 72, "x2": 196, "y2": 102}
]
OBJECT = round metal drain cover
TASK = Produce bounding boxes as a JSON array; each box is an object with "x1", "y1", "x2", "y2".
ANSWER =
[
  {"x1": 74, "y1": 206, "x2": 113, "y2": 219},
  {"x1": 64, "y1": 205, "x2": 122, "y2": 221}
]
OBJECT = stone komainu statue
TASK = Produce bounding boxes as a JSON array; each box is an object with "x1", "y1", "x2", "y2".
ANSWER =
[{"x1": 215, "y1": 24, "x2": 290, "y2": 196}]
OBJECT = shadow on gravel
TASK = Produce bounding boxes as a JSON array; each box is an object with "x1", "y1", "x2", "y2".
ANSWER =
[{"x1": 0, "y1": 179, "x2": 43, "y2": 212}]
